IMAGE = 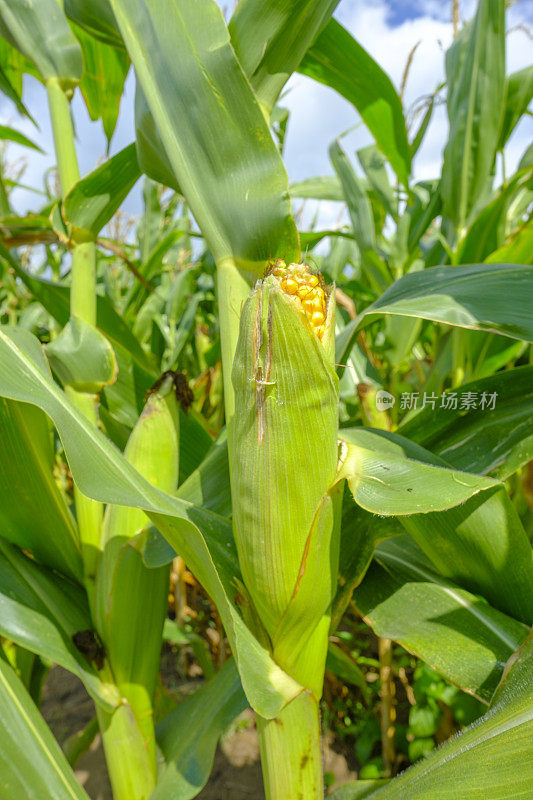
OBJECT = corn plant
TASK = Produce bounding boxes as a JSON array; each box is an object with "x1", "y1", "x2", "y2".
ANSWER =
[{"x1": 0, "y1": 1, "x2": 532, "y2": 799}]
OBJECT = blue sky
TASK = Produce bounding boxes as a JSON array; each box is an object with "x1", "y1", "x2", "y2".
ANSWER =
[{"x1": 1, "y1": 0, "x2": 532, "y2": 228}]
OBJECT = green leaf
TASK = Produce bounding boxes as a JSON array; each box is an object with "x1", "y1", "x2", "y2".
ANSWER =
[
  {"x1": 0, "y1": 0, "x2": 82, "y2": 86},
  {"x1": 65, "y1": 0, "x2": 123, "y2": 49},
  {"x1": 401, "y1": 486, "x2": 533, "y2": 626},
  {"x1": 0, "y1": 395, "x2": 82, "y2": 582},
  {"x1": 46, "y1": 316, "x2": 117, "y2": 392},
  {"x1": 406, "y1": 180, "x2": 442, "y2": 254},
  {"x1": 336, "y1": 263, "x2": 533, "y2": 365},
  {"x1": 0, "y1": 539, "x2": 119, "y2": 711},
  {"x1": 0, "y1": 124, "x2": 42, "y2": 151},
  {"x1": 134, "y1": 84, "x2": 180, "y2": 193},
  {"x1": 357, "y1": 144, "x2": 397, "y2": 218},
  {"x1": 229, "y1": 0, "x2": 339, "y2": 113},
  {"x1": 300, "y1": 19, "x2": 411, "y2": 186},
  {"x1": 485, "y1": 221, "x2": 533, "y2": 265},
  {"x1": 440, "y1": 0, "x2": 505, "y2": 231},
  {"x1": 0, "y1": 326, "x2": 302, "y2": 718},
  {"x1": 335, "y1": 632, "x2": 533, "y2": 799},
  {"x1": 176, "y1": 431, "x2": 232, "y2": 518},
  {"x1": 73, "y1": 22, "x2": 129, "y2": 144},
  {"x1": 456, "y1": 164, "x2": 533, "y2": 263},
  {"x1": 398, "y1": 365, "x2": 533, "y2": 480},
  {"x1": 338, "y1": 427, "x2": 498, "y2": 516},
  {"x1": 410, "y1": 94, "x2": 437, "y2": 158},
  {"x1": 63, "y1": 143, "x2": 141, "y2": 238},
  {"x1": 0, "y1": 656, "x2": 91, "y2": 800},
  {"x1": 339, "y1": 426, "x2": 533, "y2": 626},
  {"x1": 111, "y1": 0, "x2": 299, "y2": 271},
  {"x1": 0, "y1": 32, "x2": 40, "y2": 91},
  {"x1": 153, "y1": 659, "x2": 247, "y2": 800},
  {"x1": 0, "y1": 59, "x2": 34, "y2": 119},
  {"x1": 354, "y1": 536, "x2": 529, "y2": 702},
  {"x1": 497, "y1": 65, "x2": 533, "y2": 151},
  {"x1": 290, "y1": 175, "x2": 343, "y2": 202},
  {"x1": 330, "y1": 140, "x2": 376, "y2": 254},
  {"x1": 330, "y1": 782, "x2": 389, "y2": 800}
]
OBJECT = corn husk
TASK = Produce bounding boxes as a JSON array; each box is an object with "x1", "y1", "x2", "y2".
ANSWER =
[
  {"x1": 229, "y1": 269, "x2": 339, "y2": 695},
  {"x1": 95, "y1": 377, "x2": 180, "y2": 773}
]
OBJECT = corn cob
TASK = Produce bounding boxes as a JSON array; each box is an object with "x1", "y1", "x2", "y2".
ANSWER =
[
  {"x1": 94, "y1": 376, "x2": 180, "y2": 800},
  {"x1": 229, "y1": 262, "x2": 340, "y2": 798}
]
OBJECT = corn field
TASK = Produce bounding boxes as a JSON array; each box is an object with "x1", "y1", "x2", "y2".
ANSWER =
[{"x1": 0, "y1": 0, "x2": 532, "y2": 798}]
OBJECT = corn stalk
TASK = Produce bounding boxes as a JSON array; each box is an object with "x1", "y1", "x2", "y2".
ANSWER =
[
  {"x1": 46, "y1": 77, "x2": 102, "y2": 594},
  {"x1": 46, "y1": 73, "x2": 176, "y2": 800}
]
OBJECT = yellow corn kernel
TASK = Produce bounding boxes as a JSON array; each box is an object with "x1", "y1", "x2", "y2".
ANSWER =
[
  {"x1": 311, "y1": 310, "x2": 325, "y2": 326},
  {"x1": 274, "y1": 261, "x2": 329, "y2": 340},
  {"x1": 298, "y1": 285, "x2": 312, "y2": 300},
  {"x1": 281, "y1": 278, "x2": 298, "y2": 295}
]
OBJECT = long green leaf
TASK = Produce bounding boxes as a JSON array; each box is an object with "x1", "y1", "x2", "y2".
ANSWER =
[
  {"x1": 0, "y1": 326, "x2": 301, "y2": 718},
  {"x1": 0, "y1": 124, "x2": 42, "y2": 151},
  {"x1": 299, "y1": 19, "x2": 411, "y2": 186},
  {"x1": 398, "y1": 365, "x2": 533, "y2": 479},
  {"x1": 229, "y1": 0, "x2": 339, "y2": 113},
  {"x1": 402, "y1": 486, "x2": 533, "y2": 626},
  {"x1": 65, "y1": 0, "x2": 123, "y2": 49},
  {"x1": 497, "y1": 65, "x2": 533, "y2": 151},
  {"x1": 354, "y1": 536, "x2": 529, "y2": 702},
  {"x1": 340, "y1": 427, "x2": 533, "y2": 626},
  {"x1": 63, "y1": 143, "x2": 141, "y2": 238},
  {"x1": 336, "y1": 263, "x2": 533, "y2": 364},
  {"x1": 0, "y1": 0, "x2": 82, "y2": 86},
  {"x1": 456, "y1": 164, "x2": 533, "y2": 263},
  {"x1": 333, "y1": 632, "x2": 533, "y2": 799},
  {"x1": 330, "y1": 140, "x2": 376, "y2": 254},
  {"x1": 73, "y1": 22, "x2": 129, "y2": 144},
  {"x1": 176, "y1": 430, "x2": 232, "y2": 518},
  {"x1": 134, "y1": 84, "x2": 180, "y2": 193},
  {"x1": 330, "y1": 782, "x2": 389, "y2": 800},
  {"x1": 440, "y1": 0, "x2": 505, "y2": 231},
  {"x1": 357, "y1": 144, "x2": 397, "y2": 218},
  {"x1": 486, "y1": 221, "x2": 533, "y2": 265},
  {"x1": 338, "y1": 427, "x2": 498, "y2": 516},
  {"x1": 290, "y1": 175, "x2": 343, "y2": 202},
  {"x1": 0, "y1": 656, "x2": 91, "y2": 800},
  {"x1": 0, "y1": 59, "x2": 33, "y2": 119},
  {"x1": 153, "y1": 659, "x2": 247, "y2": 800},
  {"x1": 0, "y1": 397, "x2": 82, "y2": 581},
  {"x1": 110, "y1": 0, "x2": 299, "y2": 271},
  {"x1": 0, "y1": 539, "x2": 119, "y2": 710}
]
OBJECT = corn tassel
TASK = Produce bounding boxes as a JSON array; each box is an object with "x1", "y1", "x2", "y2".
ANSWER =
[{"x1": 229, "y1": 262, "x2": 340, "y2": 799}]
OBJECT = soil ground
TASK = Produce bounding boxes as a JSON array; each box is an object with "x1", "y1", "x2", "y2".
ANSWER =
[{"x1": 41, "y1": 666, "x2": 356, "y2": 799}]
